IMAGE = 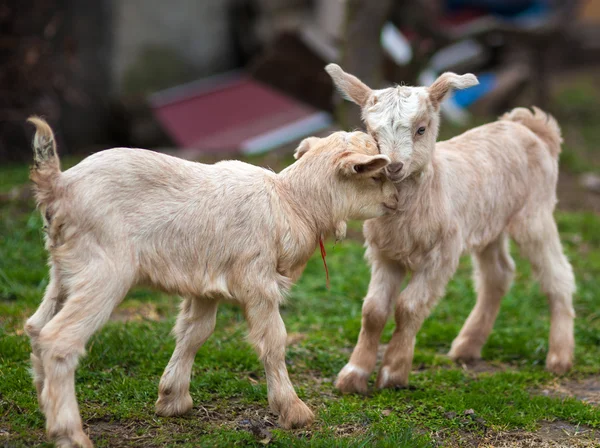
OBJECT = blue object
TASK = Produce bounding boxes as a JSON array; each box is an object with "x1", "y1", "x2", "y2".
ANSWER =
[
  {"x1": 446, "y1": 0, "x2": 549, "y2": 17},
  {"x1": 451, "y1": 73, "x2": 496, "y2": 108},
  {"x1": 503, "y1": 3, "x2": 550, "y2": 26}
]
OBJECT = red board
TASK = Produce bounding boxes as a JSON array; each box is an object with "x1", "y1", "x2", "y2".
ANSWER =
[{"x1": 150, "y1": 72, "x2": 331, "y2": 155}]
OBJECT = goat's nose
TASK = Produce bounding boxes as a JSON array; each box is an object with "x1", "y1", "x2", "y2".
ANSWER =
[{"x1": 387, "y1": 162, "x2": 404, "y2": 175}]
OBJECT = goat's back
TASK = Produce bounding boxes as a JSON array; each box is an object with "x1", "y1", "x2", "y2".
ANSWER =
[
  {"x1": 53, "y1": 148, "x2": 281, "y2": 297},
  {"x1": 366, "y1": 117, "x2": 560, "y2": 261}
]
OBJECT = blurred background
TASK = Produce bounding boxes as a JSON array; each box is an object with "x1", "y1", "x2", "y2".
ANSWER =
[{"x1": 1, "y1": 0, "x2": 599, "y2": 211}]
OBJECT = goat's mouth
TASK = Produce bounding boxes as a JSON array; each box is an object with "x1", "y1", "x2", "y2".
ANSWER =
[
  {"x1": 388, "y1": 171, "x2": 410, "y2": 184},
  {"x1": 382, "y1": 202, "x2": 398, "y2": 213}
]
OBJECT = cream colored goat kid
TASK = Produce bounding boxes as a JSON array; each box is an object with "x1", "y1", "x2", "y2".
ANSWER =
[
  {"x1": 24, "y1": 117, "x2": 398, "y2": 448},
  {"x1": 326, "y1": 64, "x2": 575, "y2": 394}
]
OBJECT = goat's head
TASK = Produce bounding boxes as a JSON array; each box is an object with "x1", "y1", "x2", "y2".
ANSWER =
[
  {"x1": 326, "y1": 64, "x2": 478, "y2": 181},
  {"x1": 293, "y1": 131, "x2": 398, "y2": 221}
]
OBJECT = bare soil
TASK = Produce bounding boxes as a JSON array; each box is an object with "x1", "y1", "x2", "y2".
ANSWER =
[
  {"x1": 480, "y1": 420, "x2": 600, "y2": 448},
  {"x1": 537, "y1": 377, "x2": 600, "y2": 406}
]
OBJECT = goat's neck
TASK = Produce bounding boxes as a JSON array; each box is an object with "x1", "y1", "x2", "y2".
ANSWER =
[
  {"x1": 276, "y1": 169, "x2": 338, "y2": 246},
  {"x1": 399, "y1": 161, "x2": 436, "y2": 199}
]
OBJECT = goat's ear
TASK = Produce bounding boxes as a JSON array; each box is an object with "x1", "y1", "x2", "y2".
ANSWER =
[
  {"x1": 325, "y1": 64, "x2": 373, "y2": 107},
  {"x1": 428, "y1": 72, "x2": 478, "y2": 109},
  {"x1": 340, "y1": 153, "x2": 390, "y2": 177},
  {"x1": 294, "y1": 137, "x2": 320, "y2": 160}
]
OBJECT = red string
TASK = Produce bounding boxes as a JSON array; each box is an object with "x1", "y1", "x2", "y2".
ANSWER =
[{"x1": 319, "y1": 238, "x2": 330, "y2": 289}]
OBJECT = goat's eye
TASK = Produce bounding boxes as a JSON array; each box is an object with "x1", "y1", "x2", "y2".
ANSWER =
[{"x1": 417, "y1": 127, "x2": 426, "y2": 136}]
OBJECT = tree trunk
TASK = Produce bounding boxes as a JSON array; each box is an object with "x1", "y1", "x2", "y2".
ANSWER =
[{"x1": 336, "y1": 0, "x2": 394, "y2": 129}]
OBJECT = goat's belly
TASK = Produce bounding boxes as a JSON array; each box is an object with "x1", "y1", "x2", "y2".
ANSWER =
[
  {"x1": 458, "y1": 194, "x2": 527, "y2": 251},
  {"x1": 135, "y1": 246, "x2": 236, "y2": 300},
  {"x1": 140, "y1": 268, "x2": 236, "y2": 301}
]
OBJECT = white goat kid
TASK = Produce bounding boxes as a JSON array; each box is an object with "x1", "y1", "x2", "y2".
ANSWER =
[
  {"x1": 24, "y1": 117, "x2": 398, "y2": 448},
  {"x1": 326, "y1": 64, "x2": 576, "y2": 394}
]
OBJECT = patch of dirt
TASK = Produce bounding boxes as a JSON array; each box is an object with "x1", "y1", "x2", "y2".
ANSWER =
[
  {"x1": 430, "y1": 408, "x2": 490, "y2": 447},
  {"x1": 3, "y1": 418, "x2": 182, "y2": 448},
  {"x1": 434, "y1": 420, "x2": 599, "y2": 448},
  {"x1": 480, "y1": 421, "x2": 600, "y2": 448},
  {"x1": 87, "y1": 420, "x2": 165, "y2": 448},
  {"x1": 110, "y1": 303, "x2": 162, "y2": 323},
  {"x1": 237, "y1": 417, "x2": 276, "y2": 444},
  {"x1": 187, "y1": 398, "x2": 278, "y2": 427},
  {"x1": 233, "y1": 407, "x2": 368, "y2": 443},
  {"x1": 78, "y1": 402, "x2": 281, "y2": 447},
  {"x1": 537, "y1": 377, "x2": 600, "y2": 405}
]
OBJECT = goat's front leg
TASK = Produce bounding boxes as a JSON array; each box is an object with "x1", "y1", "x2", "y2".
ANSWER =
[
  {"x1": 336, "y1": 259, "x2": 404, "y2": 394},
  {"x1": 377, "y1": 262, "x2": 456, "y2": 389},
  {"x1": 156, "y1": 298, "x2": 219, "y2": 417},
  {"x1": 246, "y1": 301, "x2": 314, "y2": 429}
]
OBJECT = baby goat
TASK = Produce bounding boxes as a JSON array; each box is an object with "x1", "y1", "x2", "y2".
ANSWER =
[
  {"x1": 24, "y1": 117, "x2": 398, "y2": 448},
  {"x1": 326, "y1": 64, "x2": 575, "y2": 393}
]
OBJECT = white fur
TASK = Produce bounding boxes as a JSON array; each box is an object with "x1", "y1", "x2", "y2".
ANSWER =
[
  {"x1": 327, "y1": 66, "x2": 575, "y2": 394},
  {"x1": 24, "y1": 119, "x2": 398, "y2": 447}
]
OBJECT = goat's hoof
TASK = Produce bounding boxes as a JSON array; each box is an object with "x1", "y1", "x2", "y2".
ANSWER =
[
  {"x1": 448, "y1": 340, "x2": 482, "y2": 363},
  {"x1": 375, "y1": 366, "x2": 409, "y2": 390},
  {"x1": 54, "y1": 431, "x2": 93, "y2": 448},
  {"x1": 155, "y1": 392, "x2": 193, "y2": 417},
  {"x1": 546, "y1": 353, "x2": 573, "y2": 375},
  {"x1": 278, "y1": 398, "x2": 314, "y2": 429},
  {"x1": 335, "y1": 363, "x2": 369, "y2": 394}
]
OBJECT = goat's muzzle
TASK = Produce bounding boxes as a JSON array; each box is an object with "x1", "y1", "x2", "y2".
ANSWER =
[{"x1": 386, "y1": 162, "x2": 404, "y2": 183}]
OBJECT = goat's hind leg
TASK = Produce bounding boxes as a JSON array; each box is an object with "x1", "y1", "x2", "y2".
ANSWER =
[
  {"x1": 449, "y1": 233, "x2": 515, "y2": 362},
  {"x1": 336, "y1": 259, "x2": 404, "y2": 394},
  {"x1": 39, "y1": 261, "x2": 132, "y2": 448},
  {"x1": 156, "y1": 297, "x2": 219, "y2": 417},
  {"x1": 24, "y1": 266, "x2": 66, "y2": 409},
  {"x1": 510, "y1": 213, "x2": 575, "y2": 374}
]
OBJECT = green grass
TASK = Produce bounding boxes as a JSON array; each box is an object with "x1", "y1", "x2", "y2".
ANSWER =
[
  {"x1": 1, "y1": 75, "x2": 599, "y2": 446},
  {"x1": 1, "y1": 163, "x2": 599, "y2": 447}
]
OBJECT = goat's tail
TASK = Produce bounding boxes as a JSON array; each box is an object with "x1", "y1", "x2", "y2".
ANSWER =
[
  {"x1": 27, "y1": 116, "x2": 61, "y2": 209},
  {"x1": 500, "y1": 107, "x2": 562, "y2": 158}
]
